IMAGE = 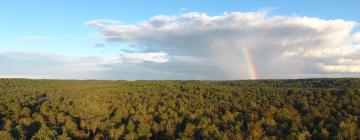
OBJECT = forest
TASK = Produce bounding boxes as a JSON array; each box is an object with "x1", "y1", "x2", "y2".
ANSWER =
[{"x1": 0, "y1": 78, "x2": 360, "y2": 140}]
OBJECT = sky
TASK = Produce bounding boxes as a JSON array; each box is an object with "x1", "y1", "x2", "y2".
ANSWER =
[{"x1": 1, "y1": 0, "x2": 360, "y2": 80}]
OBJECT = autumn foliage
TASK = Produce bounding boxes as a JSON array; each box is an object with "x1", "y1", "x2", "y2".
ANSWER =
[{"x1": 0, "y1": 79, "x2": 360, "y2": 139}]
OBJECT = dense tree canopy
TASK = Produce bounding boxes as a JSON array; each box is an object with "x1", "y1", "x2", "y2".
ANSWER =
[{"x1": 0, "y1": 78, "x2": 360, "y2": 139}]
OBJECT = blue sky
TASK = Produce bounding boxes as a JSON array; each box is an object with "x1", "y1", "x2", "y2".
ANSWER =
[{"x1": 1, "y1": 0, "x2": 360, "y2": 79}]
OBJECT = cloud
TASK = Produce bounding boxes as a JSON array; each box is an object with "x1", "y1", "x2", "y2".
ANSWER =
[
  {"x1": 353, "y1": 32, "x2": 360, "y2": 43},
  {"x1": 172, "y1": 56, "x2": 204, "y2": 64},
  {"x1": 86, "y1": 11, "x2": 360, "y2": 79},
  {"x1": 320, "y1": 64, "x2": 360, "y2": 73},
  {"x1": 318, "y1": 56, "x2": 360, "y2": 73},
  {"x1": 0, "y1": 51, "x2": 211, "y2": 80},
  {"x1": 122, "y1": 52, "x2": 169, "y2": 63}
]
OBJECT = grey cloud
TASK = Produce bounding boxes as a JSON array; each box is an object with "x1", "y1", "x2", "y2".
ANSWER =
[
  {"x1": 87, "y1": 11, "x2": 360, "y2": 79},
  {"x1": 0, "y1": 51, "x2": 219, "y2": 80}
]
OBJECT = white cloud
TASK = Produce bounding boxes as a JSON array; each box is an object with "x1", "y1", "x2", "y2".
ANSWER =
[
  {"x1": 318, "y1": 56, "x2": 360, "y2": 73},
  {"x1": 87, "y1": 11, "x2": 360, "y2": 79},
  {"x1": 121, "y1": 52, "x2": 169, "y2": 63},
  {"x1": 0, "y1": 51, "x2": 193, "y2": 80},
  {"x1": 320, "y1": 64, "x2": 360, "y2": 73},
  {"x1": 353, "y1": 32, "x2": 360, "y2": 43},
  {"x1": 338, "y1": 58, "x2": 360, "y2": 65}
]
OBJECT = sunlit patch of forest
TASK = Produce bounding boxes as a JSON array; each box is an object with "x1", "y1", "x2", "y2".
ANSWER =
[{"x1": 0, "y1": 78, "x2": 360, "y2": 140}]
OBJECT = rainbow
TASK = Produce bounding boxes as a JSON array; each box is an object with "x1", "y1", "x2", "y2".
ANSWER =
[{"x1": 242, "y1": 48, "x2": 258, "y2": 79}]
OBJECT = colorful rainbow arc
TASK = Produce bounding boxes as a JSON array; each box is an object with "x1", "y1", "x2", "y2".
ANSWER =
[{"x1": 242, "y1": 48, "x2": 258, "y2": 80}]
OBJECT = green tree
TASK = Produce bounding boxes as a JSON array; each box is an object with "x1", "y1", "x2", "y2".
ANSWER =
[
  {"x1": 137, "y1": 122, "x2": 151, "y2": 138},
  {"x1": 0, "y1": 131, "x2": 14, "y2": 140},
  {"x1": 20, "y1": 107, "x2": 31, "y2": 117},
  {"x1": 32, "y1": 124, "x2": 56, "y2": 140},
  {"x1": 126, "y1": 120, "x2": 136, "y2": 133},
  {"x1": 337, "y1": 118, "x2": 360, "y2": 139}
]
